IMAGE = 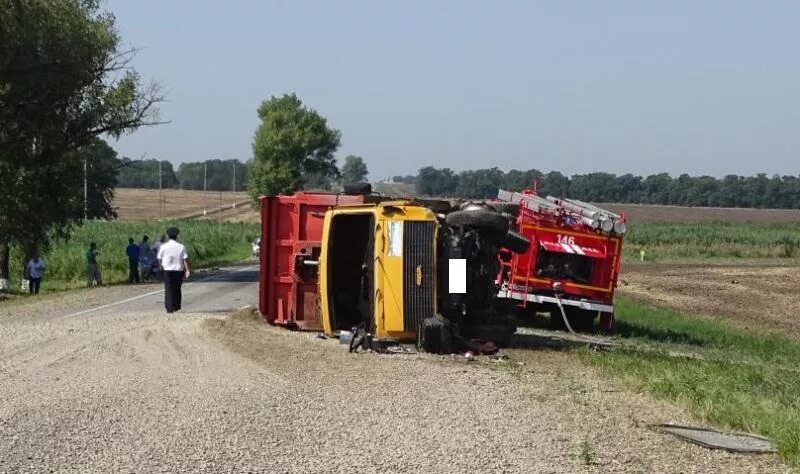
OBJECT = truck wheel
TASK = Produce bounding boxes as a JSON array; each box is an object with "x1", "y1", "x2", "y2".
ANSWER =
[
  {"x1": 418, "y1": 317, "x2": 444, "y2": 354},
  {"x1": 487, "y1": 202, "x2": 519, "y2": 216},
  {"x1": 445, "y1": 209, "x2": 509, "y2": 235},
  {"x1": 501, "y1": 230, "x2": 530, "y2": 254}
]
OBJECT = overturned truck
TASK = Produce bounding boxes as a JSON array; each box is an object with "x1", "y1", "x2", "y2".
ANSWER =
[
  {"x1": 258, "y1": 185, "x2": 625, "y2": 353},
  {"x1": 258, "y1": 189, "x2": 529, "y2": 353}
]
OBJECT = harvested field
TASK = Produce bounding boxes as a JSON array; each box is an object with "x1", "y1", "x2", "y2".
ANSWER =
[
  {"x1": 599, "y1": 203, "x2": 800, "y2": 223},
  {"x1": 619, "y1": 263, "x2": 800, "y2": 337},
  {"x1": 113, "y1": 188, "x2": 251, "y2": 220}
]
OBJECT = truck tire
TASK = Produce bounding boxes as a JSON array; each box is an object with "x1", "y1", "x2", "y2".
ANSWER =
[
  {"x1": 418, "y1": 317, "x2": 451, "y2": 354},
  {"x1": 445, "y1": 209, "x2": 509, "y2": 235},
  {"x1": 487, "y1": 202, "x2": 519, "y2": 216},
  {"x1": 501, "y1": 230, "x2": 530, "y2": 254},
  {"x1": 343, "y1": 182, "x2": 372, "y2": 195}
]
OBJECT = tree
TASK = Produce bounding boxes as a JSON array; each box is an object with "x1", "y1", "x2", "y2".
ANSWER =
[
  {"x1": 415, "y1": 167, "x2": 458, "y2": 197},
  {"x1": 0, "y1": 0, "x2": 163, "y2": 286},
  {"x1": 249, "y1": 94, "x2": 341, "y2": 197},
  {"x1": 340, "y1": 155, "x2": 368, "y2": 185},
  {"x1": 80, "y1": 138, "x2": 122, "y2": 219}
]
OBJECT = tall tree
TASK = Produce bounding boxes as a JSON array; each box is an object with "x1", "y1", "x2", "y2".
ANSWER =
[
  {"x1": 249, "y1": 94, "x2": 341, "y2": 197},
  {"x1": 0, "y1": 0, "x2": 163, "y2": 287},
  {"x1": 340, "y1": 155, "x2": 369, "y2": 185}
]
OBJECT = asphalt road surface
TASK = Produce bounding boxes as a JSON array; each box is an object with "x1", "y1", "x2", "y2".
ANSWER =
[{"x1": 0, "y1": 265, "x2": 790, "y2": 473}]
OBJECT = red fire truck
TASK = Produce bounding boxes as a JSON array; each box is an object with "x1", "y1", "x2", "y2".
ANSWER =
[{"x1": 491, "y1": 186, "x2": 626, "y2": 333}]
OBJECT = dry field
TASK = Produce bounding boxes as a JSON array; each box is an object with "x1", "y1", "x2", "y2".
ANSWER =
[
  {"x1": 113, "y1": 188, "x2": 253, "y2": 221},
  {"x1": 620, "y1": 263, "x2": 800, "y2": 337},
  {"x1": 599, "y1": 203, "x2": 800, "y2": 223}
]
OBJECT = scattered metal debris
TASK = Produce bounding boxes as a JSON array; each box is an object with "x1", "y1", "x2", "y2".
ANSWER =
[{"x1": 654, "y1": 423, "x2": 777, "y2": 453}]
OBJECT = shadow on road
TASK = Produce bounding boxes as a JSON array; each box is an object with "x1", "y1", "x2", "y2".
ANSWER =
[{"x1": 194, "y1": 268, "x2": 259, "y2": 284}]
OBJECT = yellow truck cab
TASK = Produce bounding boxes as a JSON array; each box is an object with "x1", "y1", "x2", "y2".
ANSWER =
[{"x1": 319, "y1": 201, "x2": 438, "y2": 341}]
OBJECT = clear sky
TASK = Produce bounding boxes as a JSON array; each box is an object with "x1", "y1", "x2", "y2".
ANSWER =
[{"x1": 106, "y1": 0, "x2": 800, "y2": 180}]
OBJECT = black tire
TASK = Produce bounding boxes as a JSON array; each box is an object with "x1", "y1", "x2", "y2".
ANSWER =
[
  {"x1": 487, "y1": 202, "x2": 519, "y2": 216},
  {"x1": 343, "y1": 182, "x2": 372, "y2": 195},
  {"x1": 418, "y1": 317, "x2": 444, "y2": 354},
  {"x1": 501, "y1": 230, "x2": 530, "y2": 254},
  {"x1": 445, "y1": 209, "x2": 509, "y2": 235}
]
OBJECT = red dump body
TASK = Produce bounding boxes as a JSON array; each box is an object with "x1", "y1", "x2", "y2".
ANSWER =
[
  {"x1": 494, "y1": 188, "x2": 625, "y2": 315},
  {"x1": 258, "y1": 192, "x2": 369, "y2": 329}
]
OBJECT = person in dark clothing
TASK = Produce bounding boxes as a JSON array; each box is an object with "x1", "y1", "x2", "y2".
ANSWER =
[
  {"x1": 87, "y1": 242, "x2": 102, "y2": 287},
  {"x1": 125, "y1": 237, "x2": 140, "y2": 283},
  {"x1": 156, "y1": 227, "x2": 190, "y2": 313}
]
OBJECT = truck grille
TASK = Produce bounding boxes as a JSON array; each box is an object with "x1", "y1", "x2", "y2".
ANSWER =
[{"x1": 403, "y1": 221, "x2": 436, "y2": 332}]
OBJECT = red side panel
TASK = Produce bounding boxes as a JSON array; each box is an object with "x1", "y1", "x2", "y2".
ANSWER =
[{"x1": 258, "y1": 192, "x2": 366, "y2": 330}]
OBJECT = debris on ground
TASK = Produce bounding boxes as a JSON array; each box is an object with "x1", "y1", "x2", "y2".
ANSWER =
[{"x1": 654, "y1": 423, "x2": 778, "y2": 453}]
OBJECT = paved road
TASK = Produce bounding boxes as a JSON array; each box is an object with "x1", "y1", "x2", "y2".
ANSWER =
[
  {"x1": 0, "y1": 266, "x2": 790, "y2": 473},
  {"x1": 59, "y1": 264, "x2": 260, "y2": 318}
]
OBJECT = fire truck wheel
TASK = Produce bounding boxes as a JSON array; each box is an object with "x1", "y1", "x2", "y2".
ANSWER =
[
  {"x1": 487, "y1": 202, "x2": 519, "y2": 216},
  {"x1": 445, "y1": 209, "x2": 509, "y2": 235},
  {"x1": 501, "y1": 230, "x2": 530, "y2": 254}
]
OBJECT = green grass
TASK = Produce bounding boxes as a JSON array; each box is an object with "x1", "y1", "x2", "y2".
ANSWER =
[
  {"x1": 7, "y1": 220, "x2": 259, "y2": 292},
  {"x1": 581, "y1": 297, "x2": 800, "y2": 466},
  {"x1": 623, "y1": 221, "x2": 800, "y2": 262}
]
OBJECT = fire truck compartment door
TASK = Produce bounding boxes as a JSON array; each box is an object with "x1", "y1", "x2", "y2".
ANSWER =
[{"x1": 539, "y1": 240, "x2": 606, "y2": 258}]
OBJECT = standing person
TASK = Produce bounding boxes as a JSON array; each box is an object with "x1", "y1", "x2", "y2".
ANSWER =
[
  {"x1": 87, "y1": 242, "x2": 102, "y2": 287},
  {"x1": 151, "y1": 234, "x2": 166, "y2": 281},
  {"x1": 125, "y1": 237, "x2": 140, "y2": 283},
  {"x1": 157, "y1": 227, "x2": 190, "y2": 313},
  {"x1": 138, "y1": 235, "x2": 152, "y2": 282},
  {"x1": 25, "y1": 254, "x2": 46, "y2": 295}
]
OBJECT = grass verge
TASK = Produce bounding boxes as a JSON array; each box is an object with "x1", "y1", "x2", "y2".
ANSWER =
[{"x1": 580, "y1": 297, "x2": 800, "y2": 466}]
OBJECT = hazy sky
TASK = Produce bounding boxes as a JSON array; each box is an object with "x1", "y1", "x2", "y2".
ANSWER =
[{"x1": 107, "y1": 0, "x2": 799, "y2": 180}]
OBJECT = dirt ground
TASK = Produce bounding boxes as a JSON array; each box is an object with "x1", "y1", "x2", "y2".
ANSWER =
[
  {"x1": 598, "y1": 203, "x2": 800, "y2": 223},
  {"x1": 0, "y1": 288, "x2": 790, "y2": 473},
  {"x1": 619, "y1": 263, "x2": 800, "y2": 336}
]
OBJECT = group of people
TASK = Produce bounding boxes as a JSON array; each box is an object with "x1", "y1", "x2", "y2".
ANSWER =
[
  {"x1": 24, "y1": 227, "x2": 191, "y2": 313},
  {"x1": 124, "y1": 234, "x2": 167, "y2": 284}
]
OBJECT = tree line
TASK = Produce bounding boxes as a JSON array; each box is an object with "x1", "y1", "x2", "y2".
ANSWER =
[
  {"x1": 402, "y1": 167, "x2": 800, "y2": 209},
  {"x1": 116, "y1": 158, "x2": 249, "y2": 191}
]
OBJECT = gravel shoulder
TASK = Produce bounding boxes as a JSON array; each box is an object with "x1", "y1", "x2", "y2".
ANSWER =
[{"x1": 0, "y1": 285, "x2": 791, "y2": 473}]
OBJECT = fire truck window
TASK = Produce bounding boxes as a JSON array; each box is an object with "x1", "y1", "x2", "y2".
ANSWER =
[
  {"x1": 328, "y1": 214, "x2": 373, "y2": 330},
  {"x1": 535, "y1": 249, "x2": 593, "y2": 284}
]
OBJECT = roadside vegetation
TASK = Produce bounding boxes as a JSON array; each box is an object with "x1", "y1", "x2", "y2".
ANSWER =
[
  {"x1": 6, "y1": 220, "x2": 259, "y2": 292},
  {"x1": 624, "y1": 221, "x2": 800, "y2": 262},
  {"x1": 581, "y1": 297, "x2": 800, "y2": 466}
]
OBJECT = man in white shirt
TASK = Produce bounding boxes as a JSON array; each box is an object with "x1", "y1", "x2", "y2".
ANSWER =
[
  {"x1": 25, "y1": 254, "x2": 46, "y2": 295},
  {"x1": 156, "y1": 227, "x2": 191, "y2": 313}
]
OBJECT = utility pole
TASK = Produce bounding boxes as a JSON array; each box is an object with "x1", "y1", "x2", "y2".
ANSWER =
[
  {"x1": 158, "y1": 160, "x2": 163, "y2": 220},
  {"x1": 232, "y1": 161, "x2": 237, "y2": 208},
  {"x1": 84, "y1": 158, "x2": 88, "y2": 220},
  {"x1": 203, "y1": 161, "x2": 208, "y2": 216}
]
